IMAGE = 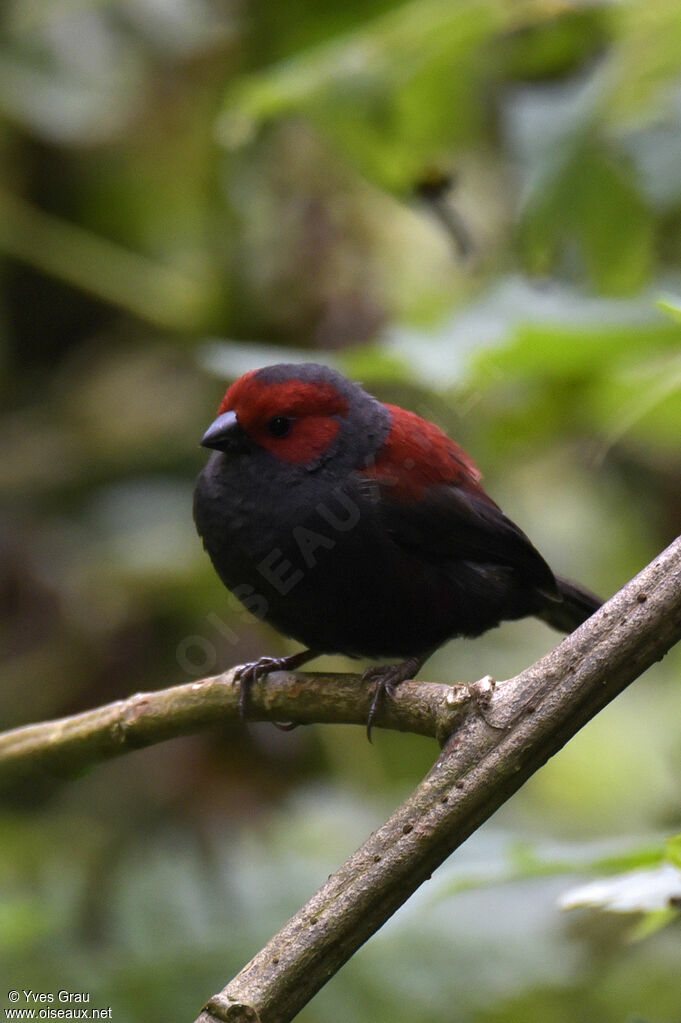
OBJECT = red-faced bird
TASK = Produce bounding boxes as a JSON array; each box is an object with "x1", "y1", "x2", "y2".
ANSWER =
[{"x1": 194, "y1": 363, "x2": 601, "y2": 734}]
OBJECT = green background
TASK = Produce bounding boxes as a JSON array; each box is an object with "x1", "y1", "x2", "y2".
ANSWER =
[{"x1": 1, "y1": 0, "x2": 681, "y2": 1019}]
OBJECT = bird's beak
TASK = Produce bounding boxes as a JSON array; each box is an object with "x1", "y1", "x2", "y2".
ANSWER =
[{"x1": 200, "y1": 409, "x2": 244, "y2": 452}]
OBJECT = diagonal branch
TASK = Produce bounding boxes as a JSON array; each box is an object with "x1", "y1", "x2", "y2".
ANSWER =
[{"x1": 194, "y1": 536, "x2": 681, "y2": 1023}]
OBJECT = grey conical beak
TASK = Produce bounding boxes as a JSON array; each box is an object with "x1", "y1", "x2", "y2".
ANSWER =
[{"x1": 200, "y1": 410, "x2": 243, "y2": 451}]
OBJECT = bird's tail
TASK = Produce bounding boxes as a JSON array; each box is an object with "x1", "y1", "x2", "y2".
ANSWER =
[{"x1": 536, "y1": 576, "x2": 603, "y2": 634}]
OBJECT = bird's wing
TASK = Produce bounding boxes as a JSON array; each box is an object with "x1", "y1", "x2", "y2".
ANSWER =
[{"x1": 357, "y1": 405, "x2": 559, "y2": 598}]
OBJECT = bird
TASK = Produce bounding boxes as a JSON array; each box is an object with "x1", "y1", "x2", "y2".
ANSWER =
[{"x1": 193, "y1": 362, "x2": 602, "y2": 737}]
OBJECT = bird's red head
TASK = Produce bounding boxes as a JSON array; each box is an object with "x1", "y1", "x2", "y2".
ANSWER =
[{"x1": 210, "y1": 366, "x2": 351, "y2": 465}]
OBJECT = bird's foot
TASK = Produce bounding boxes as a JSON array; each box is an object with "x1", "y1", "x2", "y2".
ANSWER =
[
  {"x1": 232, "y1": 649, "x2": 317, "y2": 723},
  {"x1": 362, "y1": 656, "x2": 425, "y2": 742}
]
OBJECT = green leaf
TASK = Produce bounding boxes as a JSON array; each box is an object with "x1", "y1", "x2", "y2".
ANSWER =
[
  {"x1": 664, "y1": 833, "x2": 681, "y2": 868},
  {"x1": 521, "y1": 143, "x2": 655, "y2": 294},
  {"x1": 499, "y1": 9, "x2": 609, "y2": 81},
  {"x1": 217, "y1": 0, "x2": 501, "y2": 191},
  {"x1": 656, "y1": 293, "x2": 681, "y2": 322},
  {"x1": 627, "y1": 907, "x2": 680, "y2": 942},
  {"x1": 576, "y1": 149, "x2": 654, "y2": 294},
  {"x1": 612, "y1": 0, "x2": 681, "y2": 121}
]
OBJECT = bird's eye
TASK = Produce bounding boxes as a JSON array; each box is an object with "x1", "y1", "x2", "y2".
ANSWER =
[{"x1": 267, "y1": 415, "x2": 293, "y2": 438}]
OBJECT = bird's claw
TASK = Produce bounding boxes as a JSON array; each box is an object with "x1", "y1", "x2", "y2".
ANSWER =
[
  {"x1": 234, "y1": 655, "x2": 286, "y2": 685},
  {"x1": 232, "y1": 650, "x2": 316, "y2": 724},
  {"x1": 362, "y1": 656, "x2": 424, "y2": 742},
  {"x1": 232, "y1": 657, "x2": 282, "y2": 718}
]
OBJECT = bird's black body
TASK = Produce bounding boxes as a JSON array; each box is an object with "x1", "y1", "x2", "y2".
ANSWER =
[{"x1": 194, "y1": 364, "x2": 601, "y2": 674}]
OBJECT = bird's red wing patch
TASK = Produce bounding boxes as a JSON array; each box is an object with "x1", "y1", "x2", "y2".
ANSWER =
[{"x1": 360, "y1": 405, "x2": 491, "y2": 502}]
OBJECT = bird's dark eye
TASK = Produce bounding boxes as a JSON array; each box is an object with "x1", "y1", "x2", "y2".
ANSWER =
[{"x1": 267, "y1": 415, "x2": 293, "y2": 438}]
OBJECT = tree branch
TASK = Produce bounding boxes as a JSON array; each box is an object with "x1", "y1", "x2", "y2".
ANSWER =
[
  {"x1": 194, "y1": 536, "x2": 681, "y2": 1023},
  {"x1": 0, "y1": 671, "x2": 467, "y2": 788}
]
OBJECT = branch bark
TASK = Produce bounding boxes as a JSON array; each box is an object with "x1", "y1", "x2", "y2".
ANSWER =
[
  {"x1": 0, "y1": 673, "x2": 466, "y2": 788},
  {"x1": 195, "y1": 536, "x2": 681, "y2": 1023}
]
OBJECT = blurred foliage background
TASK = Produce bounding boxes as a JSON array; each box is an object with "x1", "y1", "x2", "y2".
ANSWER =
[{"x1": 2, "y1": 0, "x2": 681, "y2": 1019}]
